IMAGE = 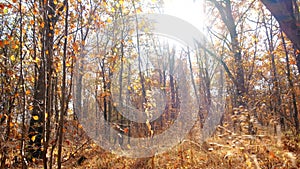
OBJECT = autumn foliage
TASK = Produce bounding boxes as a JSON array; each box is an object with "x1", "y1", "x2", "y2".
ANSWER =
[{"x1": 0, "y1": 0, "x2": 300, "y2": 168}]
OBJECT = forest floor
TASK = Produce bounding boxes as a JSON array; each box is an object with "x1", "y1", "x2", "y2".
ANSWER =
[
  {"x1": 25, "y1": 120, "x2": 300, "y2": 169},
  {"x1": 8, "y1": 119, "x2": 299, "y2": 169}
]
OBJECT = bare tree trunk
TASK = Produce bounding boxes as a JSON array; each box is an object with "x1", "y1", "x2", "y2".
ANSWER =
[
  {"x1": 188, "y1": 48, "x2": 202, "y2": 122},
  {"x1": 281, "y1": 31, "x2": 300, "y2": 134},
  {"x1": 262, "y1": 13, "x2": 285, "y2": 130},
  {"x1": 209, "y1": 0, "x2": 246, "y2": 106},
  {"x1": 18, "y1": 0, "x2": 28, "y2": 168},
  {"x1": 57, "y1": 0, "x2": 68, "y2": 168}
]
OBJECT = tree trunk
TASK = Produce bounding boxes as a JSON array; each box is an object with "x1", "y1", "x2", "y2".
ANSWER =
[{"x1": 209, "y1": 0, "x2": 246, "y2": 106}]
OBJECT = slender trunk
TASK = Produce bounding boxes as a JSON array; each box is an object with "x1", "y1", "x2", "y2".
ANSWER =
[
  {"x1": 281, "y1": 31, "x2": 300, "y2": 134},
  {"x1": 18, "y1": 0, "x2": 28, "y2": 168},
  {"x1": 127, "y1": 62, "x2": 132, "y2": 144},
  {"x1": 57, "y1": 1, "x2": 68, "y2": 167},
  {"x1": 49, "y1": 77, "x2": 59, "y2": 169},
  {"x1": 262, "y1": 14, "x2": 285, "y2": 130},
  {"x1": 118, "y1": 12, "x2": 125, "y2": 145},
  {"x1": 133, "y1": 0, "x2": 147, "y2": 137},
  {"x1": 187, "y1": 48, "x2": 201, "y2": 113},
  {"x1": 168, "y1": 46, "x2": 176, "y2": 109}
]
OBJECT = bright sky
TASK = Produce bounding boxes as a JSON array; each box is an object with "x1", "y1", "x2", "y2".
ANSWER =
[{"x1": 162, "y1": 0, "x2": 205, "y2": 31}]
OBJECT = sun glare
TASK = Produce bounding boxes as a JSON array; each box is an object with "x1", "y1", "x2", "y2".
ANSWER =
[{"x1": 162, "y1": 0, "x2": 206, "y2": 31}]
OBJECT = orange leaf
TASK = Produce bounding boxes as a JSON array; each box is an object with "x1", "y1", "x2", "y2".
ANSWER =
[
  {"x1": 290, "y1": 60, "x2": 296, "y2": 65},
  {"x1": 25, "y1": 90, "x2": 31, "y2": 95},
  {"x1": 72, "y1": 42, "x2": 79, "y2": 52},
  {"x1": 12, "y1": 44, "x2": 18, "y2": 49},
  {"x1": 269, "y1": 151, "x2": 276, "y2": 159},
  {"x1": 0, "y1": 4, "x2": 4, "y2": 10},
  {"x1": 4, "y1": 40, "x2": 9, "y2": 45},
  {"x1": 123, "y1": 128, "x2": 129, "y2": 133},
  {"x1": 33, "y1": 9, "x2": 37, "y2": 15}
]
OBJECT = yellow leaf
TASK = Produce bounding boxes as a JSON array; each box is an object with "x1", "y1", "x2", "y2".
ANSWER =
[
  {"x1": 31, "y1": 135, "x2": 36, "y2": 142},
  {"x1": 246, "y1": 159, "x2": 252, "y2": 167},
  {"x1": 34, "y1": 57, "x2": 40, "y2": 63},
  {"x1": 127, "y1": 144, "x2": 131, "y2": 149},
  {"x1": 28, "y1": 105, "x2": 33, "y2": 110},
  {"x1": 4, "y1": 8, "x2": 8, "y2": 14},
  {"x1": 146, "y1": 119, "x2": 151, "y2": 131},
  {"x1": 33, "y1": 115, "x2": 39, "y2": 120},
  {"x1": 111, "y1": 7, "x2": 115, "y2": 13},
  {"x1": 136, "y1": 7, "x2": 142, "y2": 14},
  {"x1": 10, "y1": 55, "x2": 15, "y2": 61},
  {"x1": 107, "y1": 18, "x2": 112, "y2": 23},
  {"x1": 113, "y1": 47, "x2": 118, "y2": 53}
]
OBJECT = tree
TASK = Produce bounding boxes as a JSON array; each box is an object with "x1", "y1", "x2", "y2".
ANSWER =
[
  {"x1": 261, "y1": 0, "x2": 300, "y2": 133},
  {"x1": 207, "y1": 0, "x2": 254, "y2": 106},
  {"x1": 261, "y1": 0, "x2": 300, "y2": 51}
]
